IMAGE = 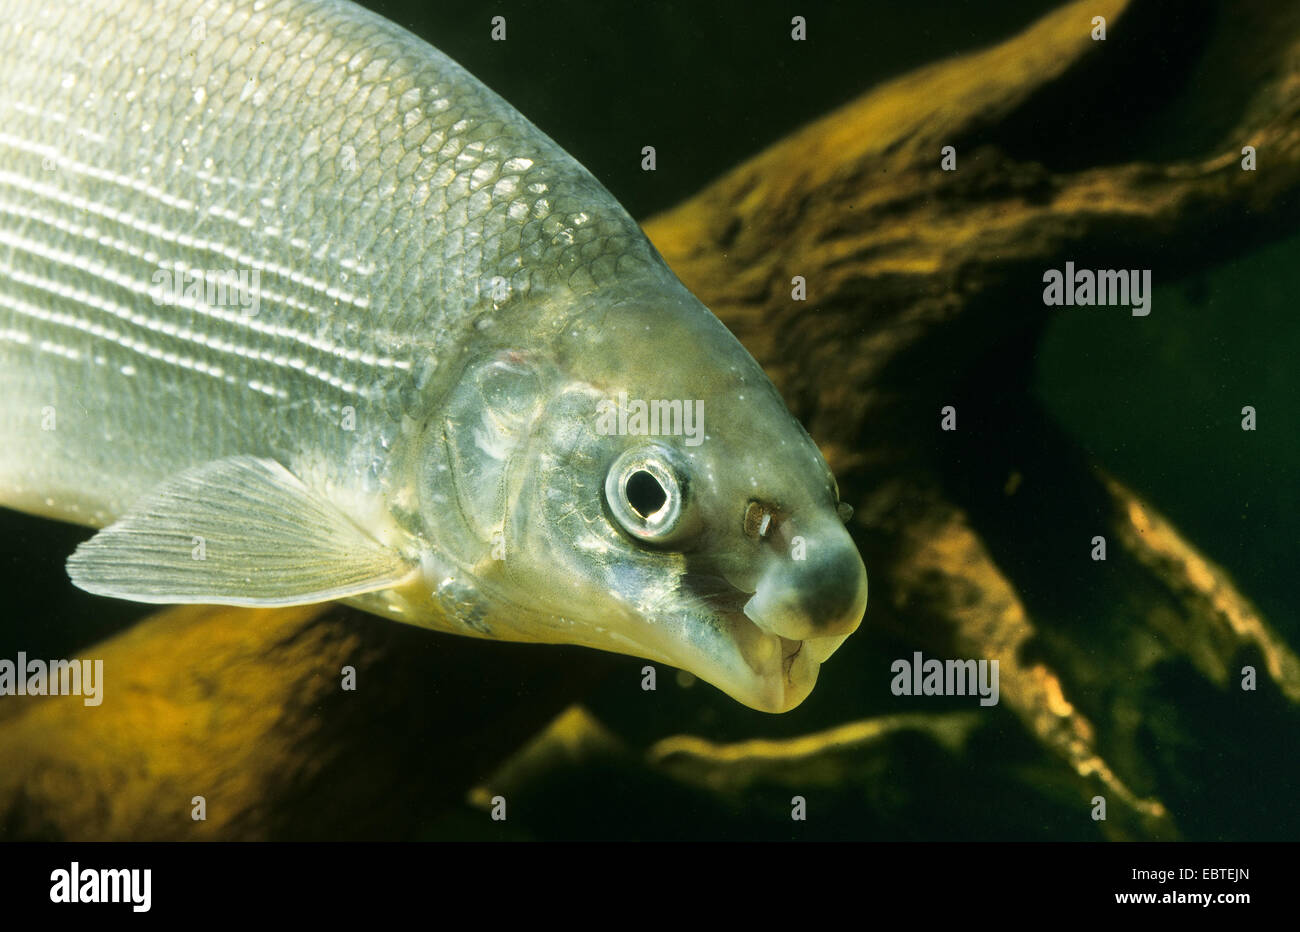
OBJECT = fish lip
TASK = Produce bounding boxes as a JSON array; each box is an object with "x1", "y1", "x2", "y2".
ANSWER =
[
  {"x1": 662, "y1": 574, "x2": 852, "y2": 713},
  {"x1": 723, "y1": 613, "x2": 850, "y2": 712}
]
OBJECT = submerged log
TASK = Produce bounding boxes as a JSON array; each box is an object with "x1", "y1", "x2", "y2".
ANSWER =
[
  {"x1": 0, "y1": 602, "x2": 610, "y2": 839},
  {"x1": 2, "y1": 0, "x2": 1297, "y2": 839}
]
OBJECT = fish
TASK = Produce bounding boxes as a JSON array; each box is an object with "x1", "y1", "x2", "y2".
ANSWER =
[{"x1": 0, "y1": 0, "x2": 867, "y2": 712}]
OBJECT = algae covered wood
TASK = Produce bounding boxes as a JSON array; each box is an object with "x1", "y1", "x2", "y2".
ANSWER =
[{"x1": 0, "y1": 602, "x2": 610, "y2": 839}]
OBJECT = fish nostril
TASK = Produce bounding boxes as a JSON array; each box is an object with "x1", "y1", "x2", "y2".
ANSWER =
[{"x1": 743, "y1": 500, "x2": 776, "y2": 540}]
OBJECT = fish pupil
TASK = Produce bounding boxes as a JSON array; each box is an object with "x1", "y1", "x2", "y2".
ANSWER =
[{"x1": 626, "y1": 470, "x2": 668, "y2": 519}]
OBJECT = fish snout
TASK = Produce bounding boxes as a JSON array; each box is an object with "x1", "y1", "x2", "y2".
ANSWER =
[{"x1": 743, "y1": 524, "x2": 867, "y2": 645}]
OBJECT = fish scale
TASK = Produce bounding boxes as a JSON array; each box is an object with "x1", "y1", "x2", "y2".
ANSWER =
[{"x1": 0, "y1": 0, "x2": 654, "y2": 524}]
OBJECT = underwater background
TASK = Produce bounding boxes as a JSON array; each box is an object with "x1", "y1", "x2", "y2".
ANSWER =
[{"x1": 0, "y1": 0, "x2": 1295, "y2": 840}]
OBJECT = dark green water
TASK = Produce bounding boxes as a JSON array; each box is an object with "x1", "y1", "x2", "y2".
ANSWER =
[{"x1": 1037, "y1": 234, "x2": 1299, "y2": 643}]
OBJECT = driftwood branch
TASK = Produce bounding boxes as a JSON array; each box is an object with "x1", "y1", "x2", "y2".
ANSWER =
[{"x1": 3, "y1": 0, "x2": 1298, "y2": 839}]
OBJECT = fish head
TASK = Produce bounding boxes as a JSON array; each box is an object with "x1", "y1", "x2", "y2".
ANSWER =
[{"x1": 419, "y1": 283, "x2": 866, "y2": 713}]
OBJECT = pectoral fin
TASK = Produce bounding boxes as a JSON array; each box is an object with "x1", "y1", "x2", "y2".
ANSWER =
[{"x1": 66, "y1": 456, "x2": 416, "y2": 606}]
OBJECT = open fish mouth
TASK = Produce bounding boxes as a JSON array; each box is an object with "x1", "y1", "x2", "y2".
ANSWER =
[
  {"x1": 671, "y1": 573, "x2": 856, "y2": 712},
  {"x1": 719, "y1": 604, "x2": 854, "y2": 712}
]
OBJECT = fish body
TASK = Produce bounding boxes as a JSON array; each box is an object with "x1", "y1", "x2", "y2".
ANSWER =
[{"x1": 0, "y1": 0, "x2": 866, "y2": 711}]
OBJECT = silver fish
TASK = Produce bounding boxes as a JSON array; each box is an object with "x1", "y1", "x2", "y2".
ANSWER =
[{"x1": 0, "y1": 0, "x2": 866, "y2": 712}]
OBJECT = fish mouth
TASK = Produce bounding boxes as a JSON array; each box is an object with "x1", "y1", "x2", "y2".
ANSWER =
[
  {"x1": 672, "y1": 573, "x2": 855, "y2": 713},
  {"x1": 718, "y1": 610, "x2": 852, "y2": 712}
]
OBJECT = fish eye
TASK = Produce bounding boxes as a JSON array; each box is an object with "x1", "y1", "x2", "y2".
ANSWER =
[{"x1": 604, "y1": 447, "x2": 686, "y2": 544}]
